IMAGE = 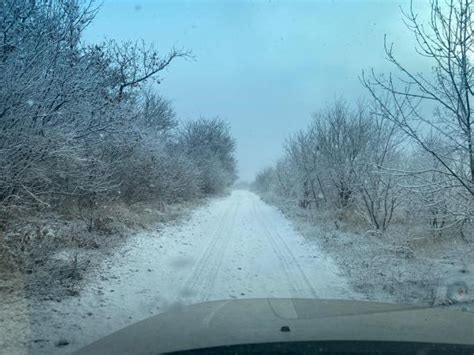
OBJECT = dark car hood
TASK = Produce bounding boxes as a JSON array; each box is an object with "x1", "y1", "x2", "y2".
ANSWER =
[{"x1": 74, "y1": 298, "x2": 474, "y2": 354}]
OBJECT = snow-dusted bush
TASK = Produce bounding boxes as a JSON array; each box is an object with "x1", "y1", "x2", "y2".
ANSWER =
[
  {"x1": 254, "y1": 100, "x2": 404, "y2": 231},
  {"x1": 179, "y1": 118, "x2": 237, "y2": 194},
  {"x1": 0, "y1": 0, "x2": 236, "y2": 223},
  {"x1": 362, "y1": 0, "x2": 474, "y2": 235},
  {"x1": 255, "y1": 0, "x2": 473, "y2": 237}
]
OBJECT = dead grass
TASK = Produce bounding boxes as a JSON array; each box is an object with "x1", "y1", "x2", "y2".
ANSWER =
[
  {"x1": 260, "y1": 192, "x2": 474, "y2": 306},
  {"x1": 0, "y1": 197, "x2": 207, "y2": 301}
]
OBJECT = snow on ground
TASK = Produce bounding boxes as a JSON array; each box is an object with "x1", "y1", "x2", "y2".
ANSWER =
[
  {"x1": 13, "y1": 189, "x2": 358, "y2": 354},
  {"x1": 260, "y1": 193, "x2": 474, "y2": 309}
]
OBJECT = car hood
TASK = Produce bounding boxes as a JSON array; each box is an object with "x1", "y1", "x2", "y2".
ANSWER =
[{"x1": 74, "y1": 298, "x2": 474, "y2": 354}]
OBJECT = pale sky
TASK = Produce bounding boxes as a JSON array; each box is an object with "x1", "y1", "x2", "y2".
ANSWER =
[{"x1": 84, "y1": 0, "x2": 430, "y2": 181}]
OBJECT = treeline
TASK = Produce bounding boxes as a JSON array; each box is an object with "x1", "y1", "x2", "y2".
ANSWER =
[
  {"x1": 254, "y1": 98, "x2": 472, "y2": 236},
  {"x1": 254, "y1": 100, "x2": 404, "y2": 232},
  {"x1": 254, "y1": 0, "x2": 473, "y2": 238},
  {"x1": 0, "y1": 0, "x2": 237, "y2": 223}
]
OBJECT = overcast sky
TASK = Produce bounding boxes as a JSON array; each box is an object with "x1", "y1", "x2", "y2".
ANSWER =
[{"x1": 84, "y1": 0, "x2": 430, "y2": 181}]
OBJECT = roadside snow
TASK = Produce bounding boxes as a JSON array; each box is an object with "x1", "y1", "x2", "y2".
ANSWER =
[
  {"x1": 6, "y1": 190, "x2": 358, "y2": 354},
  {"x1": 260, "y1": 193, "x2": 474, "y2": 309}
]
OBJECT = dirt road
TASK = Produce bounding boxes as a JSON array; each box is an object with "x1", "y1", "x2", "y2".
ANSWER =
[{"x1": 15, "y1": 190, "x2": 358, "y2": 354}]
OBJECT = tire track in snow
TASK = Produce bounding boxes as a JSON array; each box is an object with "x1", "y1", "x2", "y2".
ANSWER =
[
  {"x1": 251, "y1": 198, "x2": 319, "y2": 299},
  {"x1": 180, "y1": 198, "x2": 239, "y2": 302}
]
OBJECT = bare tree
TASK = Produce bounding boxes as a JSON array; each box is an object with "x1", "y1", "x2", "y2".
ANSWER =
[
  {"x1": 179, "y1": 118, "x2": 237, "y2": 193},
  {"x1": 138, "y1": 89, "x2": 178, "y2": 135},
  {"x1": 362, "y1": 0, "x2": 474, "y2": 228},
  {"x1": 255, "y1": 99, "x2": 405, "y2": 232},
  {"x1": 0, "y1": 0, "x2": 227, "y2": 223},
  {"x1": 106, "y1": 40, "x2": 191, "y2": 101},
  {"x1": 311, "y1": 100, "x2": 372, "y2": 209},
  {"x1": 355, "y1": 105, "x2": 404, "y2": 231}
]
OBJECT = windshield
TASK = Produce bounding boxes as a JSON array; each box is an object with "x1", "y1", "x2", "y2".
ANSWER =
[{"x1": 1, "y1": 0, "x2": 473, "y2": 354}]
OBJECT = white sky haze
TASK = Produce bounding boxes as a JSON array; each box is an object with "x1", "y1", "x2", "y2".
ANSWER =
[{"x1": 85, "y1": 0, "x2": 430, "y2": 181}]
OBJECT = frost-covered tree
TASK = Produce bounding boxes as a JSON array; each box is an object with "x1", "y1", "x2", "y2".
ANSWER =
[
  {"x1": 179, "y1": 118, "x2": 237, "y2": 194},
  {"x1": 255, "y1": 99, "x2": 404, "y2": 231},
  {"x1": 363, "y1": 0, "x2": 474, "y2": 231},
  {"x1": 0, "y1": 0, "x2": 235, "y2": 221}
]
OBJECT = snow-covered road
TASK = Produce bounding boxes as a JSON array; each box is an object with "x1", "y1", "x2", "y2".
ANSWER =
[{"x1": 28, "y1": 190, "x2": 357, "y2": 354}]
